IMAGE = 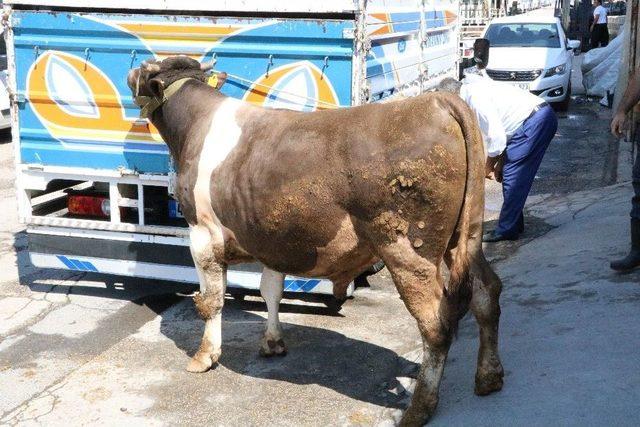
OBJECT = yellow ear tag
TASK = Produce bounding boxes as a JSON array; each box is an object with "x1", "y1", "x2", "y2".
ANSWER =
[{"x1": 207, "y1": 74, "x2": 218, "y2": 88}]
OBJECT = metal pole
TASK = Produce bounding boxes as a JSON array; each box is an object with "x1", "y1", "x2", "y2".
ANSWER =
[{"x1": 352, "y1": 0, "x2": 369, "y2": 106}]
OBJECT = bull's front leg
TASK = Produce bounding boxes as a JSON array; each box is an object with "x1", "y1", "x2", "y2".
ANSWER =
[
  {"x1": 259, "y1": 267, "x2": 286, "y2": 357},
  {"x1": 187, "y1": 224, "x2": 227, "y2": 373}
]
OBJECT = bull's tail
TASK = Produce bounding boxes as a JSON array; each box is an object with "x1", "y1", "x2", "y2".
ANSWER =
[{"x1": 441, "y1": 93, "x2": 485, "y2": 333}]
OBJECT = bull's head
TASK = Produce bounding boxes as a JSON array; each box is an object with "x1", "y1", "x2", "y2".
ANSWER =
[{"x1": 126, "y1": 55, "x2": 227, "y2": 118}]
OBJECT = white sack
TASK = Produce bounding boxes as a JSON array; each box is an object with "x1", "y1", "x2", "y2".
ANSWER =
[{"x1": 581, "y1": 26, "x2": 626, "y2": 98}]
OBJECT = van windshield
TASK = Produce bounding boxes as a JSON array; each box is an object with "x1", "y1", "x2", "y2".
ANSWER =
[{"x1": 485, "y1": 23, "x2": 561, "y2": 48}]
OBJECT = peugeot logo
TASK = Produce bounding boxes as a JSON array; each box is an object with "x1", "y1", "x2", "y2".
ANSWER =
[{"x1": 510, "y1": 72, "x2": 517, "y2": 80}]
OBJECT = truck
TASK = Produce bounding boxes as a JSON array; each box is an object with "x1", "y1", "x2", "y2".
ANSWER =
[{"x1": 4, "y1": 0, "x2": 460, "y2": 303}]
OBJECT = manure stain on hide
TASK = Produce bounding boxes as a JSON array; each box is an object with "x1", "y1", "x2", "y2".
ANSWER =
[{"x1": 373, "y1": 211, "x2": 411, "y2": 244}]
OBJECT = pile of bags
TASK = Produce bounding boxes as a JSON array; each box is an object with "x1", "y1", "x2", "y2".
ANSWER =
[{"x1": 581, "y1": 25, "x2": 625, "y2": 106}]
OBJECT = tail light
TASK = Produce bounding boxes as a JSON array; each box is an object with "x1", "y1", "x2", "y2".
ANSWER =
[{"x1": 68, "y1": 195, "x2": 110, "y2": 218}]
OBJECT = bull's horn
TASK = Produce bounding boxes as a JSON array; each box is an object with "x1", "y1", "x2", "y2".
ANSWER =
[
  {"x1": 142, "y1": 61, "x2": 161, "y2": 73},
  {"x1": 200, "y1": 59, "x2": 217, "y2": 71}
]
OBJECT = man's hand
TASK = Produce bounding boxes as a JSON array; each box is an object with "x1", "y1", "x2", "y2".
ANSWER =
[
  {"x1": 485, "y1": 154, "x2": 505, "y2": 182},
  {"x1": 611, "y1": 110, "x2": 628, "y2": 137},
  {"x1": 485, "y1": 156, "x2": 498, "y2": 180}
]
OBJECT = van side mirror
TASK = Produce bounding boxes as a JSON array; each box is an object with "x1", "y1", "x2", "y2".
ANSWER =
[{"x1": 567, "y1": 39, "x2": 581, "y2": 50}]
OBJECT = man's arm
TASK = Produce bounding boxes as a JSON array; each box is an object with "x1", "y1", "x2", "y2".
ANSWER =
[
  {"x1": 475, "y1": 101, "x2": 506, "y2": 179},
  {"x1": 611, "y1": 67, "x2": 640, "y2": 137},
  {"x1": 461, "y1": 84, "x2": 507, "y2": 179}
]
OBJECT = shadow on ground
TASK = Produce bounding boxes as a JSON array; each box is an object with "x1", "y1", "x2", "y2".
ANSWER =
[
  {"x1": 157, "y1": 299, "x2": 420, "y2": 410},
  {"x1": 11, "y1": 228, "x2": 419, "y2": 411}
]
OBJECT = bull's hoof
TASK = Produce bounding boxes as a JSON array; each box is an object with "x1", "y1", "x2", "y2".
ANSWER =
[
  {"x1": 259, "y1": 338, "x2": 287, "y2": 358},
  {"x1": 474, "y1": 371, "x2": 504, "y2": 396},
  {"x1": 398, "y1": 398, "x2": 438, "y2": 427},
  {"x1": 186, "y1": 350, "x2": 220, "y2": 373}
]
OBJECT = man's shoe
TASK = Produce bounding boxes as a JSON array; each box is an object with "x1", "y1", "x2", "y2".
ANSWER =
[
  {"x1": 483, "y1": 230, "x2": 518, "y2": 243},
  {"x1": 610, "y1": 218, "x2": 640, "y2": 272}
]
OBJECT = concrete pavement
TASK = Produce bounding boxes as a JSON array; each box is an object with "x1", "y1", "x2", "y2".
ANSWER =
[{"x1": 431, "y1": 183, "x2": 640, "y2": 426}]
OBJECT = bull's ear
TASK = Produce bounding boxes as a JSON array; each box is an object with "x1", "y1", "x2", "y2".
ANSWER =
[
  {"x1": 215, "y1": 72, "x2": 227, "y2": 90},
  {"x1": 148, "y1": 77, "x2": 165, "y2": 98}
]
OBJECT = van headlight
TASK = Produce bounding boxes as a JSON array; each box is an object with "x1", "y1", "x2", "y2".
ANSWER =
[{"x1": 544, "y1": 64, "x2": 567, "y2": 77}]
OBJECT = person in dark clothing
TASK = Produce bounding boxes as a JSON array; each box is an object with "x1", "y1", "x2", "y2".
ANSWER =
[
  {"x1": 590, "y1": 0, "x2": 609, "y2": 49},
  {"x1": 610, "y1": 67, "x2": 640, "y2": 271}
]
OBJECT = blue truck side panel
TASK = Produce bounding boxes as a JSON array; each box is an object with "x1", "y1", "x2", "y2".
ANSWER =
[
  {"x1": 365, "y1": 1, "x2": 459, "y2": 99},
  {"x1": 14, "y1": 12, "x2": 354, "y2": 174}
]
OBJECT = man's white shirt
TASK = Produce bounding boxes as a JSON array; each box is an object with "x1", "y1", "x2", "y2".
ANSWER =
[
  {"x1": 593, "y1": 5, "x2": 607, "y2": 24},
  {"x1": 459, "y1": 72, "x2": 545, "y2": 157}
]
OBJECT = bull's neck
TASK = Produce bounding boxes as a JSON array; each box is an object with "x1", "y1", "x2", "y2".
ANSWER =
[{"x1": 149, "y1": 81, "x2": 228, "y2": 165}]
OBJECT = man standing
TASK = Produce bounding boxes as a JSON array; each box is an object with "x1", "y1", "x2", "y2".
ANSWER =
[
  {"x1": 437, "y1": 73, "x2": 558, "y2": 242},
  {"x1": 610, "y1": 67, "x2": 640, "y2": 271},
  {"x1": 590, "y1": 0, "x2": 609, "y2": 49}
]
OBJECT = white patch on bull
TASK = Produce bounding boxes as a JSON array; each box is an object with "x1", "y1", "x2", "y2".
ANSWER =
[
  {"x1": 198, "y1": 98, "x2": 242, "y2": 201},
  {"x1": 259, "y1": 268, "x2": 286, "y2": 356},
  {"x1": 260, "y1": 268, "x2": 284, "y2": 338},
  {"x1": 189, "y1": 225, "x2": 212, "y2": 294},
  {"x1": 192, "y1": 97, "x2": 243, "y2": 231},
  {"x1": 187, "y1": 98, "x2": 244, "y2": 372}
]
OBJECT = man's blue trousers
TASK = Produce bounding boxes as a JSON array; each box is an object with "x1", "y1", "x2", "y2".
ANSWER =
[{"x1": 495, "y1": 105, "x2": 558, "y2": 237}]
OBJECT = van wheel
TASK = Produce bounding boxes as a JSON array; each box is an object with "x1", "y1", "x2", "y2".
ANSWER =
[{"x1": 555, "y1": 81, "x2": 571, "y2": 112}]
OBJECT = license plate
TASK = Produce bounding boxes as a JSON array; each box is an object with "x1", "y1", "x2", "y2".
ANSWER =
[{"x1": 511, "y1": 82, "x2": 530, "y2": 91}]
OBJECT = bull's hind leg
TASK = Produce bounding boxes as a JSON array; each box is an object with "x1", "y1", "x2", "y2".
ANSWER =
[
  {"x1": 378, "y1": 238, "x2": 454, "y2": 427},
  {"x1": 259, "y1": 267, "x2": 287, "y2": 357},
  {"x1": 470, "y1": 251, "x2": 504, "y2": 395},
  {"x1": 187, "y1": 224, "x2": 227, "y2": 373}
]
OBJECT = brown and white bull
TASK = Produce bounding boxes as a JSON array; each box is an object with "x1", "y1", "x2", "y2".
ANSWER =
[{"x1": 127, "y1": 56, "x2": 504, "y2": 425}]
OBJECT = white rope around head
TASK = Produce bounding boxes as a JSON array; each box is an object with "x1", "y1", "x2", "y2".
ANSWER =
[{"x1": 213, "y1": 69, "x2": 346, "y2": 109}]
